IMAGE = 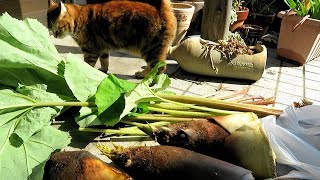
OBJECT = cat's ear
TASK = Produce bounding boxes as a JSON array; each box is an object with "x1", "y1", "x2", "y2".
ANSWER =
[{"x1": 58, "y1": 1, "x2": 67, "y2": 16}]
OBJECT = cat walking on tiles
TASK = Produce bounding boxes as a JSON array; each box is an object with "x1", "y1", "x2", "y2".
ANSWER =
[{"x1": 47, "y1": 0, "x2": 176, "y2": 78}]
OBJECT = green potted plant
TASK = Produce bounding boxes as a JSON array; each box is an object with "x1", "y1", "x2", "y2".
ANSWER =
[
  {"x1": 277, "y1": 0, "x2": 320, "y2": 64},
  {"x1": 243, "y1": 0, "x2": 278, "y2": 36},
  {"x1": 230, "y1": 0, "x2": 250, "y2": 31}
]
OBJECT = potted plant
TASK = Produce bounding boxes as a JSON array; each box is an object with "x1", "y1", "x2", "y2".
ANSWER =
[
  {"x1": 168, "y1": 0, "x2": 268, "y2": 81},
  {"x1": 230, "y1": 0, "x2": 250, "y2": 32},
  {"x1": 277, "y1": 0, "x2": 320, "y2": 64},
  {"x1": 243, "y1": 0, "x2": 278, "y2": 36}
]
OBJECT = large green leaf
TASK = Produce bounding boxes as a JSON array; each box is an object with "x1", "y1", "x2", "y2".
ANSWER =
[
  {"x1": 0, "y1": 13, "x2": 73, "y2": 97},
  {"x1": 76, "y1": 106, "x2": 101, "y2": 127},
  {"x1": 64, "y1": 53, "x2": 107, "y2": 102},
  {"x1": 0, "y1": 13, "x2": 77, "y2": 179},
  {"x1": 0, "y1": 87, "x2": 70, "y2": 179},
  {"x1": 0, "y1": 125, "x2": 70, "y2": 179},
  {"x1": 119, "y1": 62, "x2": 166, "y2": 119},
  {"x1": 94, "y1": 74, "x2": 136, "y2": 126}
]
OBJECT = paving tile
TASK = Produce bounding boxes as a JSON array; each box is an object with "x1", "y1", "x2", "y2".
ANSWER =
[
  {"x1": 253, "y1": 77, "x2": 278, "y2": 90},
  {"x1": 183, "y1": 91, "x2": 203, "y2": 96},
  {"x1": 222, "y1": 80, "x2": 250, "y2": 91},
  {"x1": 165, "y1": 87, "x2": 185, "y2": 95},
  {"x1": 305, "y1": 71, "x2": 320, "y2": 82},
  {"x1": 305, "y1": 79, "x2": 320, "y2": 90},
  {"x1": 248, "y1": 85, "x2": 275, "y2": 98},
  {"x1": 169, "y1": 78, "x2": 193, "y2": 91},
  {"x1": 279, "y1": 73, "x2": 304, "y2": 86},
  {"x1": 305, "y1": 88, "x2": 320, "y2": 102},
  {"x1": 51, "y1": 35, "x2": 78, "y2": 47},
  {"x1": 280, "y1": 66, "x2": 303, "y2": 77},
  {"x1": 275, "y1": 92, "x2": 302, "y2": 106},
  {"x1": 277, "y1": 82, "x2": 303, "y2": 97},
  {"x1": 307, "y1": 59, "x2": 320, "y2": 67},
  {"x1": 304, "y1": 63, "x2": 320, "y2": 74},
  {"x1": 108, "y1": 57, "x2": 145, "y2": 76},
  {"x1": 197, "y1": 76, "x2": 223, "y2": 88},
  {"x1": 188, "y1": 82, "x2": 219, "y2": 96},
  {"x1": 261, "y1": 69, "x2": 280, "y2": 81}
]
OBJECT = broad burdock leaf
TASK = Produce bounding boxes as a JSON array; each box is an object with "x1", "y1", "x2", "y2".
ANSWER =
[
  {"x1": 94, "y1": 74, "x2": 136, "y2": 126},
  {"x1": 76, "y1": 106, "x2": 101, "y2": 127},
  {"x1": 0, "y1": 13, "x2": 75, "y2": 180},
  {"x1": 119, "y1": 62, "x2": 166, "y2": 119},
  {"x1": 151, "y1": 73, "x2": 171, "y2": 93},
  {"x1": 0, "y1": 125, "x2": 70, "y2": 179},
  {"x1": 0, "y1": 13, "x2": 73, "y2": 97},
  {"x1": 93, "y1": 62, "x2": 167, "y2": 126},
  {"x1": 0, "y1": 88, "x2": 70, "y2": 179},
  {"x1": 64, "y1": 53, "x2": 107, "y2": 102}
]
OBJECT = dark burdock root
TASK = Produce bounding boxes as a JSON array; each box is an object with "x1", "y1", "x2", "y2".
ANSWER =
[
  {"x1": 106, "y1": 145, "x2": 254, "y2": 180},
  {"x1": 43, "y1": 151, "x2": 132, "y2": 180},
  {"x1": 146, "y1": 119, "x2": 231, "y2": 159}
]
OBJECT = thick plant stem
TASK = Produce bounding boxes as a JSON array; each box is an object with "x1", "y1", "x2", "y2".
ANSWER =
[
  {"x1": 79, "y1": 127, "x2": 146, "y2": 136},
  {"x1": 157, "y1": 94, "x2": 283, "y2": 117},
  {"x1": 148, "y1": 103, "x2": 191, "y2": 111},
  {"x1": 147, "y1": 106, "x2": 228, "y2": 117},
  {"x1": 1, "y1": 101, "x2": 95, "y2": 110},
  {"x1": 79, "y1": 121, "x2": 171, "y2": 136},
  {"x1": 153, "y1": 95, "x2": 239, "y2": 116},
  {"x1": 123, "y1": 114, "x2": 206, "y2": 122}
]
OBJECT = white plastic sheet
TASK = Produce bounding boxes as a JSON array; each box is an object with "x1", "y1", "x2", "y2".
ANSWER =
[{"x1": 261, "y1": 105, "x2": 320, "y2": 179}]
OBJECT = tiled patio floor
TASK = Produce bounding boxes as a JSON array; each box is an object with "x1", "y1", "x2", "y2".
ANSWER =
[{"x1": 52, "y1": 35, "x2": 320, "y2": 110}]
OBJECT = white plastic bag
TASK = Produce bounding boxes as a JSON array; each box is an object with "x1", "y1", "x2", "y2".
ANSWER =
[{"x1": 261, "y1": 105, "x2": 320, "y2": 179}]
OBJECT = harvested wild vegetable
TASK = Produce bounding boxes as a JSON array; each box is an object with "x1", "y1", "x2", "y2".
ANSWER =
[
  {"x1": 44, "y1": 151, "x2": 132, "y2": 180},
  {"x1": 139, "y1": 119, "x2": 230, "y2": 159},
  {"x1": 138, "y1": 113, "x2": 277, "y2": 179},
  {"x1": 98, "y1": 145, "x2": 254, "y2": 180}
]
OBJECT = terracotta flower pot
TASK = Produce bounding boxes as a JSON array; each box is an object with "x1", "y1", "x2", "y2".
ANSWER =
[
  {"x1": 230, "y1": 7, "x2": 249, "y2": 32},
  {"x1": 168, "y1": 36, "x2": 267, "y2": 81},
  {"x1": 277, "y1": 13, "x2": 320, "y2": 64},
  {"x1": 172, "y1": 3, "x2": 195, "y2": 45}
]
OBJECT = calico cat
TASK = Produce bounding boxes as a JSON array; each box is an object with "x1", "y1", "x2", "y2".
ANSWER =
[{"x1": 47, "y1": 0, "x2": 176, "y2": 78}]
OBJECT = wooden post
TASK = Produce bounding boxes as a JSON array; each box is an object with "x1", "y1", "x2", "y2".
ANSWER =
[{"x1": 201, "y1": 0, "x2": 232, "y2": 42}]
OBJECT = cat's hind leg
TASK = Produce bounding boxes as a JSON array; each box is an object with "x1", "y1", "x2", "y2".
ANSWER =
[
  {"x1": 99, "y1": 53, "x2": 110, "y2": 73},
  {"x1": 135, "y1": 44, "x2": 168, "y2": 78},
  {"x1": 83, "y1": 51, "x2": 99, "y2": 69}
]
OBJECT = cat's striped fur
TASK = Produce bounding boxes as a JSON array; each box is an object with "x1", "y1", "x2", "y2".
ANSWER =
[{"x1": 47, "y1": 0, "x2": 176, "y2": 78}]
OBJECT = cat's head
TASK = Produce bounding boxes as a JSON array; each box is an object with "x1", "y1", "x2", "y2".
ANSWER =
[{"x1": 47, "y1": 0, "x2": 75, "y2": 38}]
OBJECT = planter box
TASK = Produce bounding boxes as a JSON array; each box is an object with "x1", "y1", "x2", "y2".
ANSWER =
[
  {"x1": 0, "y1": 0, "x2": 48, "y2": 26},
  {"x1": 277, "y1": 15, "x2": 320, "y2": 64}
]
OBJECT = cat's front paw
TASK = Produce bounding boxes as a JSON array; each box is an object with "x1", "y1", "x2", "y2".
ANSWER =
[
  {"x1": 135, "y1": 71, "x2": 148, "y2": 79},
  {"x1": 99, "y1": 68, "x2": 108, "y2": 73}
]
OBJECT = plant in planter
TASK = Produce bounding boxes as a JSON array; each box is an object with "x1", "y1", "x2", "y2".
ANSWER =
[
  {"x1": 277, "y1": 0, "x2": 320, "y2": 64},
  {"x1": 169, "y1": 0, "x2": 268, "y2": 81},
  {"x1": 230, "y1": 0, "x2": 250, "y2": 32},
  {"x1": 243, "y1": 0, "x2": 278, "y2": 36}
]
